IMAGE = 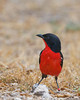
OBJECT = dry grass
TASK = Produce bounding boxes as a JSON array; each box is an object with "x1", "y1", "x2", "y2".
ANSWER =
[
  {"x1": 0, "y1": 32, "x2": 80, "y2": 94},
  {"x1": 0, "y1": 0, "x2": 80, "y2": 99}
]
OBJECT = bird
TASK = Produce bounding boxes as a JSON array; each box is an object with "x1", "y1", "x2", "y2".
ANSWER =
[{"x1": 32, "y1": 33, "x2": 63, "y2": 92}]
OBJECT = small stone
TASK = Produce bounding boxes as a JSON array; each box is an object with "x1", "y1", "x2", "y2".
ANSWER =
[
  {"x1": 33, "y1": 84, "x2": 52, "y2": 99},
  {"x1": 33, "y1": 84, "x2": 48, "y2": 94},
  {"x1": 27, "y1": 97, "x2": 33, "y2": 100},
  {"x1": 42, "y1": 92, "x2": 52, "y2": 99},
  {"x1": 10, "y1": 83, "x2": 18, "y2": 86},
  {"x1": 14, "y1": 97, "x2": 21, "y2": 100},
  {"x1": 74, "y1": 96, "x2": 79, "y2": 99},
  {"x1": 10, "y1": 92, "x2": 19, "y2": 97}
]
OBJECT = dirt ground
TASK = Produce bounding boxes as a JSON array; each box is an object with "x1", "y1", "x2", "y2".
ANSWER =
[{"x1": 0, "y1": 0, "x2": 80, "y2": 100}]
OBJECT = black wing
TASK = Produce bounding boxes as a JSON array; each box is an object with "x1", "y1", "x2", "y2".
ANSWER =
[
  {"x1": 39, "y1": 50, "x2": 44, "y2": 64},
  {"x1": 39, "y1": 50, "x2": 47, "y2": 78},
  {"x1": 60, "y1": 51, "x2": 64, "y2": 68}
]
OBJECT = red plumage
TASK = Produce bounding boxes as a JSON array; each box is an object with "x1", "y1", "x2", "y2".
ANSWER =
[{"x1": 40, "y1": 40, "x2": 62, "y2": 76}]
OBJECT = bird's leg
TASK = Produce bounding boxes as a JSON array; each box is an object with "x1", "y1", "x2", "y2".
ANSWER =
[
  {"x1": 37, "y1": 78, "x2": 43, "y2": 85},
  {"x1": 55, "y1": 76, "x2": 60, "y2": 91},
  {"x1": 31, "y1": 74, "x2": 47, "y2": 92},
  {"x1": 38, "y1": 73, "x2": 47, "y2": 85}
]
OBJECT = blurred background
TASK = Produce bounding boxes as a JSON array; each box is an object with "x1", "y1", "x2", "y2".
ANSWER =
[{"x1": 0, "y1": 0, "x2": 80, "y2": 98}]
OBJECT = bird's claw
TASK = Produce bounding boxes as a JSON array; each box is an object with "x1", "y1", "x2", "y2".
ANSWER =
[
  {"x1": 58, "y1": 88, "x2": 60, "y2": 91},
  {"x1": 31, "y1": 83, "x2": 39, "y2": 93}
]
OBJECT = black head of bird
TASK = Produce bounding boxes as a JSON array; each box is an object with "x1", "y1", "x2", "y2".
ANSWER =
[{"x1": 36, "y1": 33, "x2": 61, "y2": 53}]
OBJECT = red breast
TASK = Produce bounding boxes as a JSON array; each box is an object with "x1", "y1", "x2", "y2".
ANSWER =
[{"x1": 40, "y1": 41, "x2": 62, "y2": 76}]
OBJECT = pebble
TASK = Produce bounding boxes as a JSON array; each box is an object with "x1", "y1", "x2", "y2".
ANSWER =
[
  {"x1": 10, "y1": 92, "x2": 19, "y2": 97},
  {"x1": 33, "y1": 84, "x2": 52, "y2": 99},
  {"x1": 14, "y1": 98, "x2": 21, "y2": 100},
  {"x1": 10, "y1": 83, "x2": 18, "y2": 86},
  {"x1": 27, "y1": 97, "x2": 33, "y2": 100}
]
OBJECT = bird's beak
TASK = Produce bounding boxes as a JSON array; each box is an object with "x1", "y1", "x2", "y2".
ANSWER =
[{"x1": 36, "y1": 34, "x2": 44, "y2": 39}]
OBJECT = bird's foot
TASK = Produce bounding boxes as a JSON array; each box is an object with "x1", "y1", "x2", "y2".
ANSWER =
[
  {"x1": 56, "y1": 88, "x2": 61, "y2": 93},
  {"x1": 58, "y1": 88, "x2": 60, "y2": 91},
  {"x1": 31, "y1": 83, "x2": 39, "y2": 93}
]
